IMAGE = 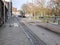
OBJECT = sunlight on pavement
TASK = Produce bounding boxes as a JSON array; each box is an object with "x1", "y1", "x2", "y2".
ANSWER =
[{"x1": 13, "y1": 23, "x2": 19, "y2": 27}]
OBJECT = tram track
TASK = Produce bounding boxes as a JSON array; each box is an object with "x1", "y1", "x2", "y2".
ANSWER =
[{"x1": 16, "y1": 17, "x2": 46, "y2": 45}]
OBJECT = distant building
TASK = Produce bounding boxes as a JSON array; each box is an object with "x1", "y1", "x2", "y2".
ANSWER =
[
  {"x1": 12, "y1": 7, "x2": 17, "y2": 15},
  {"x1": 16, "y1": 10, "x2": 20, "y2": 15},
  {"x1": 12, "y1": 7, "x2": 20, "y2": 16}
]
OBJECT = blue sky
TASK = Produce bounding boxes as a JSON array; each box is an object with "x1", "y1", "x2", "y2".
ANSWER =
[
  {"x1": 12, "y1": 0, "x2": 49, "y2": 10},
  {"x1": 12, "y1": 0, "x2": 32, "y2": 10}
]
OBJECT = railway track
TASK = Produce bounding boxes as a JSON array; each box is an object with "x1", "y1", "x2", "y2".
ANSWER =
[{"x1": 16, "y1": 17, "x2": 46, "y2": 45}]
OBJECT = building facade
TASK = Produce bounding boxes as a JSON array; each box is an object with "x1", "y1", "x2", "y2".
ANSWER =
[{"x1": 0, "y1": 0, "x2": 12, "y2": 26}]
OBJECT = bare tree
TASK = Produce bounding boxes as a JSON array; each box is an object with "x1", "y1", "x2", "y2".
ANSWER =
[{"x1": 47, "y1": 0, "x2": 60, "y2": 23}]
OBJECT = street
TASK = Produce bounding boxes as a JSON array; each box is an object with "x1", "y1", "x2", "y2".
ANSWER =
[
  {"x1": 18, "y1": 17, "x2": 60, "y2": 45},
  {"x1": 0, "y1": 16, "x2": 60, "y2": 45},
  {"x1": 0, "y1": 0, "x2": 60, "y2": 45}
]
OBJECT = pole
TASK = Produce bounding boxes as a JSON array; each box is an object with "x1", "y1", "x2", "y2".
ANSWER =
[
  {"x1": 9, "y1": 2, "x2": 11, "y2": 18},
  {"x1": 9, "y1": 0, "x2": 12, "y2": 27},
  {"x1": 9, "y1": 0, "x2": 12, "y2": 23},
  {"x1": 4, "y1": 0, "x2": 5, "y2": 23}
]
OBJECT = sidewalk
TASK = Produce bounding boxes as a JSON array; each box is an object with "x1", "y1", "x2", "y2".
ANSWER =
[
  {"x1": 0, "y1": 17, "x2": 32, "y2": 45},
  {"x1": 36, "y1": 23, "x2": 60, "y2": 33},
  {"x1": 22, "y1": 18, "x2": 60, "y2": 33}
]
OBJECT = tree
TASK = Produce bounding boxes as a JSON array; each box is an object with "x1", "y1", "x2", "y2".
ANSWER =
[
  {"x1": 47, "y1": 0, "x2": 60, "y2": 23},
  {"x1": 35, "y1": 0, "x2": 46, "y2": 7}
]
